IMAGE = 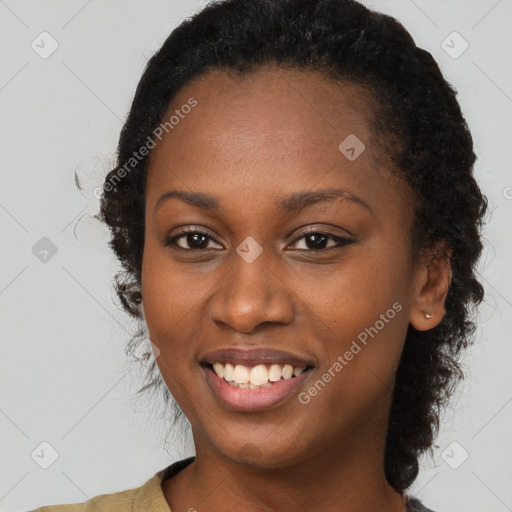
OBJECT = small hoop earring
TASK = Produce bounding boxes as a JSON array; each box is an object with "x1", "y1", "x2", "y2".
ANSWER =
[{"x1": 424, "y1": 311, "x2": 433, "y2": 319}]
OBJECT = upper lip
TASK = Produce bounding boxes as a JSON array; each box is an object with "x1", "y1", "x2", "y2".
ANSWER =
[{"x1": 200, "y1": 347, "x2": 315, "y2": 368}]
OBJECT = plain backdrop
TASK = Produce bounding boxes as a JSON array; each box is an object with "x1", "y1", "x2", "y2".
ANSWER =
[{"x1": 1, "y1": 1, "x2": 511, "y2": 511}]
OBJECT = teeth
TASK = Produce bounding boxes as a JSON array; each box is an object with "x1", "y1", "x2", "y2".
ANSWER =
[
  {"x1": 269, "y1": 364, "x2": 282, "y2": 382},
  {"x1": 223, "y1": 363, "x2": 234, "y2": 382},
  {"x1": 233, "y1": 365, "x2": 250, "y2": 384},
  {"x1": 213, "y1": 362, "x2": 224, "y2": 378},
  {"x1": 282, "y1": 364, "x2": 293, "y2": 379},
  {"x1": 293, "y1": 366, "x2": 304, "y2": 377},
  {"x1": 210, "y1": 362, "x2": 307, "y2": 388},
  {"x1": 249, "y1": 364, "x2": 269, "y2": 385}
]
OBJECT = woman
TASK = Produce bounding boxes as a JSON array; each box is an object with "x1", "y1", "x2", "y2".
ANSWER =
[{"x1": 30, "y1": 0, "x2": 487, "y2": 510}]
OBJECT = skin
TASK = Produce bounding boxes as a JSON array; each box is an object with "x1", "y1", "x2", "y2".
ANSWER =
[{"x1": 140, "y1": 65, "x2": 452, "y2": 512}]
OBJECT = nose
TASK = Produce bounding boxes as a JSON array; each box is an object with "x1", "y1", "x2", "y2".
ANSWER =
[{"x1": 208, "y1": 252, "x2": 295, "y2": 334}]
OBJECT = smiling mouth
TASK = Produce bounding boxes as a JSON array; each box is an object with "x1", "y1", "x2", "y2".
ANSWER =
[{"x1": 202, "y1": 362, "x2": 314, "y2": 390}]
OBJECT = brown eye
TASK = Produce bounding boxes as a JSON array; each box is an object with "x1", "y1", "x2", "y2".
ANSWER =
[
  {"x1": 289, "y1": 231, "x2": 354, "y2": 251},
  {"x1": 164, "y1": 227, "x2": 354, "y2": 252},
  {"x1": 165, "y1": 228, "x2": 222, "y2": 251}
]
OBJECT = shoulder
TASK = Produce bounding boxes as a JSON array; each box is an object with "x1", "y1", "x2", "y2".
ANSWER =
[
  {"x1": 406, "y1": 495, "x2": 437, "y2": 512},
  {"x1": 27, "y1": 457, "x2": 194, "y2": 512}
]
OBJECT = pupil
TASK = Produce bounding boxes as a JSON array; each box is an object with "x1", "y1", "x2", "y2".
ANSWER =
[
  {"x1": 307, "y1": 233, "x2": 327, "y2": 249},
  {"x1": 189, "y1": 233, "x2": 207, "y2": 248}
]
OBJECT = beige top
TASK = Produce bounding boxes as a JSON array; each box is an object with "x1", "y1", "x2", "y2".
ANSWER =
[{"x1": 26, "y1": 458, "x2": 196, "y2": 512}]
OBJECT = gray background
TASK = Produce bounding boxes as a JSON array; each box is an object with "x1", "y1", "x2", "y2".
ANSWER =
[{"x1": 1, "y1": 1, "x2": 511, "y2": 511}]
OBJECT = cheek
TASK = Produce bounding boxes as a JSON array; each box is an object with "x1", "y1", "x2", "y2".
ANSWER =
[
  {"x1": 298, "y1": 245, "x2": 407, "y2": 327},
  {"x1": 140, "y1": 244, "x2": 200, "y2": 368},
  {"x1": 299, "y1": 243, "x2": 410, "y2": 381},
  {"x1": 141, "y1": 232, "x2": 409, "y2": 343},
  {"x1": 141, "y1": 233, "x2": 212, "y2": 322},
  {"x1": 140, "y1": 257, "x2": 202, "y2": 416}
]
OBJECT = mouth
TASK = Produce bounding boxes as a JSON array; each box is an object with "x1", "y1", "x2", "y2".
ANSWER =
[
  {"x1": 199, "y1": 347, "x2": 315, "y2": 412},
  {"x1": 201, "y1": 361, "x2": 313, "y2": 389}
]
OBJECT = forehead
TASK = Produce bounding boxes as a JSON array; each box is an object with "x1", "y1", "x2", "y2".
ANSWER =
[
  {"x1": 145, "y1": 65, "x2": 410, "y2": 216},
  {"x1": 151, "y1": 65, "x2": 378, "y2": 164}
]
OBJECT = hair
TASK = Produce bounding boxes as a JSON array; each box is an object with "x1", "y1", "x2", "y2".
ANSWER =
[{"x1": 93, "y1": 0, "x2": 488, "y2": 493}]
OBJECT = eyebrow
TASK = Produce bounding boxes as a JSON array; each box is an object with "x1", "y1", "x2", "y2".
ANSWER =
[{"x1": 153, "y1": 188, "x2": 372, "y2": 215}]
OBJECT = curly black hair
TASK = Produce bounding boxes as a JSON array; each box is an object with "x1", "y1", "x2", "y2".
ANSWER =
[{"x1": 94, "y1": 0, "x2": 488, "y2": 492}]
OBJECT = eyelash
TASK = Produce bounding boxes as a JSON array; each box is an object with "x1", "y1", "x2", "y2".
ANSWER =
[{"x1": 164, "y1": 227, "x2": 354, "y2": 253}]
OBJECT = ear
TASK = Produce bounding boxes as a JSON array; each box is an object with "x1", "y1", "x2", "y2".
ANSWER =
[{"x1": 409, "y1": 242, "x2": 453, "y2": 331}]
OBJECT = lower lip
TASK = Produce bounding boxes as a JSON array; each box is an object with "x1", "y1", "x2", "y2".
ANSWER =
[{"x1": 202, "y1": 365, "x2": 312, "y2": 413}]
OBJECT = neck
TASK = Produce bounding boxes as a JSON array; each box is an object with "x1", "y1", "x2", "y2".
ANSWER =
[{"x1": 162, "y1": 422, "x2": 406, "y2": 512}]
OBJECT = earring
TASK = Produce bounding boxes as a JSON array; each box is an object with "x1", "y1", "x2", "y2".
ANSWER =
[{"x1": 424, "y1": 311, "x2": 433, "y2": 319}]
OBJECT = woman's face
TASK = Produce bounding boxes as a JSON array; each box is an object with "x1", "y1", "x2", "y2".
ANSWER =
[{"x1": 141, "y1": 66, "x2": 438, "y2": 469}]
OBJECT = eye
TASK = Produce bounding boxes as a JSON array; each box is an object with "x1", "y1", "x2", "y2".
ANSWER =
[
  {"x1": 164, "y1": 227, "x2": 354, "y2": 252},
  {"x1": 288, "y1": 229, "x2": 354, "y2": 252},
  {"x1": 164, "y1": 227, "x2": 223, "y2": 251}
]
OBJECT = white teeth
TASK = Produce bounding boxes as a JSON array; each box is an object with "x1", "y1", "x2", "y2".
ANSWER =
[
  {"x1": 211, "y1": 361, "x2": 308, "y2": 388},
  {"x1": 293, "y1": 366, "x2": 304, "y2": 377},
  {"x1": 269, "y1": 364, "x2": 283, "y2": 381},
  {"x1": 213, "y1": 362, "x2": 224, "y2": 378},
  {"x1": 233, "y1": 365, "x2": 250, "y2": 384},
  {"x1": 282, "y1": 364, "x2": 293, "y2": 379},
  {"x1": 223, "y1": 363, "x2": 234, "y2": 382},
  {"x1": 249, "y1": 364, "x2": 269, "y2": 385}
]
